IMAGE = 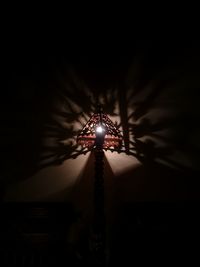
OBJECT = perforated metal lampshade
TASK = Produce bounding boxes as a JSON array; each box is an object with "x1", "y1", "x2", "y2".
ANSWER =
[{"x1": 77, "y1": 108, "x2": 122, "y2": 149}]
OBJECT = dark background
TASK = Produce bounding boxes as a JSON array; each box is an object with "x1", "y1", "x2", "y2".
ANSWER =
[{"x1": 0, "y1": 39, "x2": 200, "y2": 265}]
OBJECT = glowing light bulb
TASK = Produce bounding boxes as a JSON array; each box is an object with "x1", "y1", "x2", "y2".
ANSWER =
[{"x1": 96, "y1": 126, "x2": 103, "y2": 133}]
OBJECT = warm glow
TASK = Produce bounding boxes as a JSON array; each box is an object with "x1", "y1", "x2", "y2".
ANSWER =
[
  {"x1": 96, "y1": 126, "x2": 103, "y2": 133},
  {"x1": 77, "y1": 110, "x2": 122, "y2": 148}
]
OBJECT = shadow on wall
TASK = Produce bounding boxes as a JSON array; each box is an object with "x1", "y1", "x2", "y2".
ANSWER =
[{"x1": 1, "y1": 42, "x2": 200, "y2": 192}]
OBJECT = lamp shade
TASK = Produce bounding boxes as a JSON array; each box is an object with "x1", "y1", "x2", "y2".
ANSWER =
[{"x1": 77, "y1": 109, "x2": 122, "y2": 149}]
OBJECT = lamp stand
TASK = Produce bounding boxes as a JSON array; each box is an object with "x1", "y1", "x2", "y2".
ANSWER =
[
  {"x1": 90, "y1": 142, "x2": 106, "y2": 265},
  {"x1": 77, "y1": 105, "x2": 122, "y2": 265}
]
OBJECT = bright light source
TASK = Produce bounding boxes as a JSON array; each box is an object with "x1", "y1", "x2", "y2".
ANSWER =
[
  {"x1": 96, "y1": 126, "x2": 103, "y2": 133},
  {"x1": 77, "y1": 106, "x2": 122, "y2": 148}
]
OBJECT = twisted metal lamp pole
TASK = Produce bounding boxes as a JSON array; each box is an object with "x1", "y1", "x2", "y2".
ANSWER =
[{"x1": 77, "y1": 105, "x2": 122, "y2": 265}]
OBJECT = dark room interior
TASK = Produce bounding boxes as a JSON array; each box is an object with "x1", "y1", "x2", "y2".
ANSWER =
[{"x1": 0, "y1": 39, "x2": 200, "y2": 265}]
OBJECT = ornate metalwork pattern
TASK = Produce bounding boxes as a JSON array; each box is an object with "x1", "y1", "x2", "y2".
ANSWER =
[{"x1": 77, "y1": 111, "x2": 122, "y2": 149}]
